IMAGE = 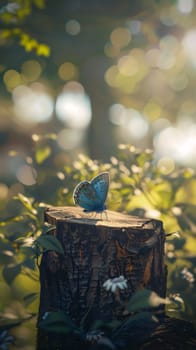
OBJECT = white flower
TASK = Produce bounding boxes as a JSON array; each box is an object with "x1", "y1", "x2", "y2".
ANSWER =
[
  {"x1": 103, "y1": 275, "x2": 127, "y2": 293},
  {"x1": 86, "y1": 330, "x2": 104, "y2": 343}
]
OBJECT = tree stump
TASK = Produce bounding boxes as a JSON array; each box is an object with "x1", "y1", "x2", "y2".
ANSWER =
[{"x1": 37, "y1": 206, "x2": 168, "y2": 349}]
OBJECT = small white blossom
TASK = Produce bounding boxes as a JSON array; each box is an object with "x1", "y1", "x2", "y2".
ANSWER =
[
  {"x1": 86, "y1": 330, "x2": 104, "y2": 343},
  {"x1": 103, "y1": 275, "x2": 127, "y2": 293}
]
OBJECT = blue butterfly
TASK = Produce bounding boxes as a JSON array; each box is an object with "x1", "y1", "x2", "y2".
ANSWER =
[{"x1": 73, "y1": 172, "x2": 109, "y2": 213}]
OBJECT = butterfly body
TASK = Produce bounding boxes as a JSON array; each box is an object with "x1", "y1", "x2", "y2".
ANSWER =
[{"x1": 73, "y1": 172, "x2": 109, "y2": 213}]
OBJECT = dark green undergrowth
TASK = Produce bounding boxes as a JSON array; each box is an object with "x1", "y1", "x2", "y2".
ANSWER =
[{"x1": 0, "y1": 137, "x2": 196, "y2": 349}]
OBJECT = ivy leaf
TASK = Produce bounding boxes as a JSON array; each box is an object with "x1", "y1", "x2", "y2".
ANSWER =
[
  {"x1": 36, "y1": 235, "x2": 64, "y2": 255},
  {"x1": 42, "y1": 223, "x2": 56, "y2": 235},
  {"x1": 0, "y1": 215, "x2": 24, "y2": 226},
  {"x1": 14, "y1": 193, "x2": 37, "y2": 214},
  {"x1": 127, "y1": 289, "x2": 169, "y2": 312},
  {"x1": 33, "y1": 0, "x2": 46, "y2": 9},
  {"x1": 22, "y1": 258, "x2": 36, "y2": 270},
  {"x1": 112, "y1": 312, "x2": 158, "y2": 348},
  {"x1": 23, "y1": 293, "x2": 38, "y2": 306},
  {"x1": 39, "y1": 311, "x2": 78, "y2": 334},
  {"x1": 36, "y1": 43, "x2": 51, "y2": 56},
  {"x1": 35, "y1": 146, "x2": 51, "y2": 164},
  {"x1": 176, "y1": 215, "x2": 191, "y2": 231},
  {"x1": 0, "y1": 313, "x2": 35, "y2": 329},
  {"x1": 0, "y1": 249, "x2": 15, "y2": 265},
  {"x1": 2, "y1": 264, "x2": 21, "y2": 285}
]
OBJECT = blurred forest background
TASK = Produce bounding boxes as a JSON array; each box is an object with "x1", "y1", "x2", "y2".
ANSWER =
[{"x1": 1, "y1": 0, "x2": 196, "y2": 349}]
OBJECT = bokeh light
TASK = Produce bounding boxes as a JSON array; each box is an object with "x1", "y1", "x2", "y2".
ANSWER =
[
  {"x1": 21, "y1": 60, "x2": 42, "y2": 82},
  {"x1": 2, "y1": 0, "x2": 196, "y2": 170},
  {"x1": 143, "y1": 101, "x2": 161, "y2": 121},
  {"x1": 154, "y1": 125, "x2": 196, "y2": 166},
  {"x1": 3, "y1": 70, "x2": 22, "y2": 91},
  {"x1": 58, "y1": 62, "x2": 78, "y2": 81},
  {"x1": 109, "y1": 105, "x2": 148, "y2": 140},
  {"x1": 160, "y1": 6, "x2": 178, "y2": 27},
  {"x1": 0, "y1": 183, "x2": 8, "y2": 200},
  {"x1": 110, "y1": 27, "x2": 131, "y2": 49},
  {"x1": 109, "y1": 104, "x2": 127, "y2": 126},
  {"x1": 157, "y1": 157, "x2": 175, "y2": 175},
  {"x1": 55, "y1": 82, "x2": 92, "y2": 128},
  {"x1": 16, "y1": 165, "x2": 37, "y2": 186},
  {"x1": 182, "y1": 30, "x2": 196, "y2": 66},
  {"x1": 65, "y1": 19, "x2": 81, "y2": 35},
  {"x1": 12, "y1": 84, "x2": 54, "y2": 124},
  {"x1": 177, "y1": 0, "x2": 194, "y2": 14},
  {"x1": 57, "y1": 128, "x2": 84, "y2": 150},
  {"x1": 126, "y1": 109, "x2": 149, "y2": 140},
  {"x1": 118, "y1": 55, "x2": 139, "y2": 76}
]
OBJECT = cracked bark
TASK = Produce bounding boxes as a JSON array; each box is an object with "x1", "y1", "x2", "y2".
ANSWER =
[{"x1": 37, "y1": 206, "x2": 167, "y2": 349}]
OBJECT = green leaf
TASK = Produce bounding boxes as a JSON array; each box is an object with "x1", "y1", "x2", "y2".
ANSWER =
[
  {"x1": 22, "y1": 258, "x2": 36, "y2": 270},
  {"x1": 0, "y1": 249, "x2": 15, "y2": 265},
  {"x1": 0, "y1": 215, "x2": 24, "y2": 226},
  {"x1": 112, "y1": 311, "x2": 158, "y2": 345},
  {"x1": 127, "y1": 289, "x2": 169, "y2": 312},
  {"x1": 33, "y1": 0, "x2": 46, "y2": 9},
  {"x1": 39, "y1": 311, "x2": 77, "y2": 334},
  {"x1": 0, "y1": 313, "x2": 35, "y2": 329},
  {"x1": 42, "y1": 223, "x2": 56, "y2": 235},
  {"x1": 35, "y1": 146, "x2": 51, "y2": 164},
  {"x1": 14, "y1": 193, "x2": 37, "y2": 214},
  {"x1": 23, "y1": 293, "x2": 38, "y2": 306},
  {"x1": 2, "y1": 264, "x2": 21, "y2": 284},
  {"x1": 119, "y1": 311, "x2": 157, "y2": 330},
  {"x1": 176, "y1": 215, "x2": 191, "y2": 231},
  {"x1": 36, "y1": 235, "x2": 64, "y2": 254}
]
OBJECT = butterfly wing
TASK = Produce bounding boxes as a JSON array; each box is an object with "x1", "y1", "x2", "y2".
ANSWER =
[
  {"x1": 91, "y1": 172, "x2": 109, "y2": 205},
  {"x1": 73, "y1": 180, "x2": 103, "y2": 211}
]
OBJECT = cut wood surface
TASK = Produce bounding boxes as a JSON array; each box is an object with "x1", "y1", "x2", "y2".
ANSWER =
[{"x1": 38, "y1": 206, "x2": 166, "y2": 325}]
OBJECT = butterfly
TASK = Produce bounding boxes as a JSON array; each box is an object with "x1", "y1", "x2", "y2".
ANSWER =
[{"x1": 73, "y1": 172, "x2": 109, "y2": 213}]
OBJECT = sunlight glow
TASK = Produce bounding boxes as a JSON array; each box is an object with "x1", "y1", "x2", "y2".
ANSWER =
[
  {"x1": 57, "y1": 128, "x2": 83, "y2": 150},
  {"x1": 12, "y1": 85, "x2": 54, "y2": 124},
  {"x1": 16, "y1": 165, "x2": 37, "y2": 186},
  {"x1": 55, "y1": 84, "x2": 92, "y2": 128},
  {"x1": 118, "y1": 55, "x2": 139, "y2": 76},
  {"x1": 0, "y1": 183, "x2": 8, "y2": 200},
  {"x1": 109, "y1": 104, "x2": 127, "y2": 125},
  {"x1": 3, "y1": 70, "x2": 22, "y2": 91},
  {"x1": 126, "y1": 109, "x2": 149, "y2": 139},
  {"x1": 154, "y1": 125, "x2": 196, "y2": 165},
  {"x1": 177, "y1": 0, "x2": 194, "y2": 14},
  {"x1": 109, "y1": 105, "x2": 148, "y2": 140},
  {"x1": 182, "y1": 30, "x2": 196, "y2": 66},
  {"x1": 110, "y1": 27, "x2": 131, "y2": 49}
]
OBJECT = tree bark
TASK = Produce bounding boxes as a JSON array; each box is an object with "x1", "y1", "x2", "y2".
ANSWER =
[
  {"x1": 37, "y1": 207, "x2": 196, "y2": 349},
  {"x1": 38, "y1": 206, "x2": 166, "y2": 326}
]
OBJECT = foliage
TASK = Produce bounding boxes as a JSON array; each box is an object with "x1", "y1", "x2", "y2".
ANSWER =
[
  {"x1": 38, "y1": 288, "x2": 169, "y2": 349},
  {"x1": 0, "y1": 0, "x2": 50, "y2": 56},
  {"x1": 0, "y1": 137, "x2": 196, "y2": 348}
]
